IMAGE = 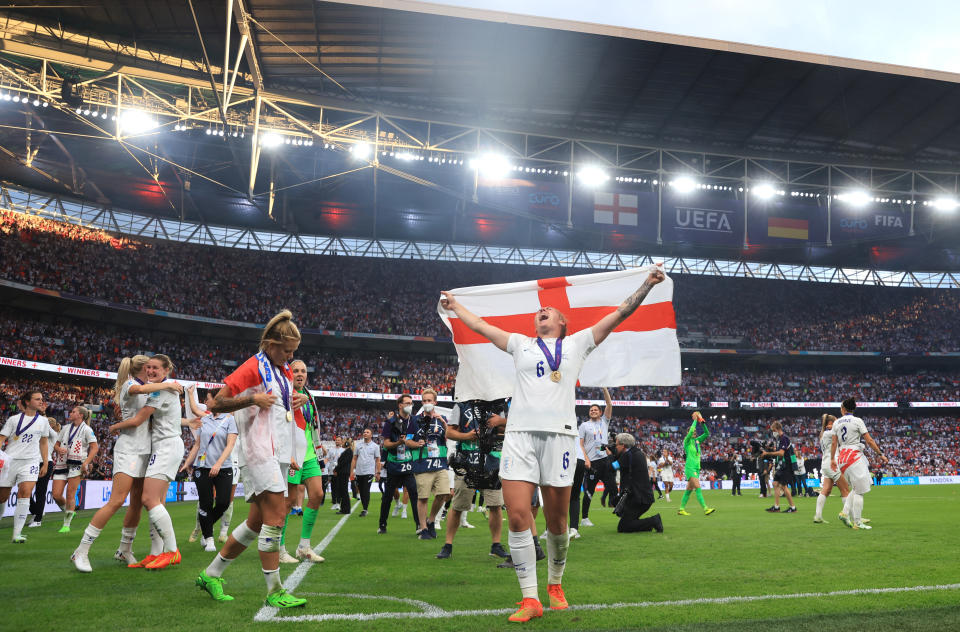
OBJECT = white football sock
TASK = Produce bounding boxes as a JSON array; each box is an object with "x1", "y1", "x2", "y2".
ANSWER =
[
  {"x1": 120, "y1": 527, "x2": 137, "y2": 553},
  {"x1": 205, "y1": 553, "x2": 233, "y2": 578},
  {"x1": 64, "y1": 511, "x2": 76, "y2": 527},
  {"x1": 508, "y1": 529, "x2": 538, "y2": 599},
  {"x1": 12, "y1": 498, "x2": 30, "y2": 538},
  {"x1": 843, "y1": 493, "x2": 855, "y2": 517},
  {"x1": 815, "y1": 494, "x2": 827, "y2": 520},
  {"x1": 851, "y1": 493, "x2": 864, "y2": 524},
  {"x1": 263, "y1": 568, "x2": 283, "y2": 592},
  {"x1": 147, "y1": 505, "x2": 177, "y2": 552},
  {"x1": 149, "y1": 524, "x2": 163, "y2": 555},
  {"x1": 545, "y1": 529, "x2": 570, "y2": 585},
  {"x1": 77, "y1": 524, "x2": 102, "y2": 554},
  {"x1": 220, "y1": 501, "x2": 234, "y2": 534}
]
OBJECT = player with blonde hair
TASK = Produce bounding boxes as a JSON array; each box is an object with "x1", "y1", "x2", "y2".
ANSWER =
[
  {"x1": 51, "y1": 405, "x2": 98, "y2": 533},
  {"x1": 195, "y1": 310, "x2": 310, "y2": 608}
]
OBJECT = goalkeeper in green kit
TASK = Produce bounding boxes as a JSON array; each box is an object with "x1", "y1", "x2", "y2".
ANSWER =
[{"x1": 677, "y1": 411, "x2": 716, "y2": 516}]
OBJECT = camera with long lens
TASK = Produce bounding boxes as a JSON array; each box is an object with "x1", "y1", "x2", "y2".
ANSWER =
[{"x1": 450, "y1": 399, "x2": 507, "y2": 490}]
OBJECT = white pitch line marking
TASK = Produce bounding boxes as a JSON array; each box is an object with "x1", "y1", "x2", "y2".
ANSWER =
[
  {"x1": 253, "y1": 500, "x2": 361, "y2": 622},
  {"x1": 268, "y1": 582, "x2": 960, "y2": 623}
]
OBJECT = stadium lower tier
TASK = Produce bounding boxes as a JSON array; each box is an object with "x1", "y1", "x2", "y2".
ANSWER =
[
  {"x1": 2, "y1": 305, "x2": 959, "y2": 403},
  {"x1": 2, "y1": 375, "x2": 956, "y2": 479}
]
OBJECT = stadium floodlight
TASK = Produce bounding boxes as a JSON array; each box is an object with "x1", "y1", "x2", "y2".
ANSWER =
[
  {"x1": 752, "y1": 183, "x2": 777, "y2": 199},
  {"x1": 932, "y1": 197, "x2": 959, "y2": 212},
  {"x1": 838, "y1": 189, "x2": 871, "y2": 207},
  {"x1": 118, "y1": 109, "x2": 157, "y2": 135},
  {"x1": 577, "y1": 165, "x2": 610, "y2": 187},
  {"x1": 260, "y1": 132, "x2": 283, "y2": 148},
  {"x1": 471, "y1": 153, "x2": 512, "y2": 179},
  {"x1": 351, "y1": 142, "x2": 372, "y2": 160},
  {"x1": 671, "y1": 177, "x2": 697, "y2": 193}
]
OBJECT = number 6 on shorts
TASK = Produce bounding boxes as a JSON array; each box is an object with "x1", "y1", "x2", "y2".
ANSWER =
[{"x1": 562, "y1": 451, "x2": 569, "y2": 470}]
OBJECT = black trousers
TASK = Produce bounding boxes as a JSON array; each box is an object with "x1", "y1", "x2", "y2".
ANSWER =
[
  {"x1": 378, "y1": 470, "x2": 419, "y2": 530},
  {"x1": 759, "y1": 470, "x2": 768, "y2": 496},
  {"x1": 334, "y1": 472, "x2": 351, "y2": 513},
  {"x1": 568, "y1": 459, "x2": 585, "y2": 530},
  {"x1": 617, "y1": 501, "x2": 660, "y2": 533},
  {"x1": 194, "y1": 467, "x2": 234, "y2": 538},
  {"x1": 732, "y1": 475, "x2": 742, "y2": 495},
  {"x1": 356, "y1": 474, "x2": 374, "y2": 510},
  {"x1": 330, "y1": 474, "x2": 341, "y2": 506},
  {"x1": 29, "y1": 461, "x2": 53, "y2": 520},
  {"x1": 320, "y1": 475, "x2": 332, "y2": 504},
  {"x1": 582, "y1": 457, "x2": 619, "y2": 519}
]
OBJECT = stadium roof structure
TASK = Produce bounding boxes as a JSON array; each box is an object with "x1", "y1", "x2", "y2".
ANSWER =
[{"x1": 1, "y1": 0, "x2": 960, "y2": 271}]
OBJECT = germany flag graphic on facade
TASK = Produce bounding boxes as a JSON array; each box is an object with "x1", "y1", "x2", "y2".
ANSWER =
[{"x1": 767, "y1": 216, "x2": 809, "y2": 240}]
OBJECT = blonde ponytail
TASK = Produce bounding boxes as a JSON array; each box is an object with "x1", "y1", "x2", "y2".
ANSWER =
[
  {"x1": 820, "y1": 414, "x2": 836, "y2": 439},
  {"x1": 259, "y1": 309, "x2": 301, "y2": 352},
  {"x1": 114, "y1": 354, "x2": 150, "y2": 399}
]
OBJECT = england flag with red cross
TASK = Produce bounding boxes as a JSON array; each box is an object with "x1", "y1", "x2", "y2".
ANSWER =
[
  {"x1": 594, "y1": 192, "x2": 638, "y2": 226},
  {"x1": 437, "y1": 265, "x2": 681, "y2": 401}
]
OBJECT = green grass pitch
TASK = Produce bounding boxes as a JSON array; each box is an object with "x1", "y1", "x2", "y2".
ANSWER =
[{"x1": 3, "y1": 485, "x2": 959, "y2": 631}]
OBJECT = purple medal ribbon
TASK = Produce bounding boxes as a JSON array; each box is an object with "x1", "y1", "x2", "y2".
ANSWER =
[
  {"x1": 536, "y1": 337, "x2": 563, "y2": 372},
  {"x1": 275, "y1": 369, "x2": 291, "y2": 414},
  {"x1": 68, "y1": 422, "x2": 85, "y2": 448},
  {"x1": 15, "y1": 412, "x2": 40, "y2": 438}
]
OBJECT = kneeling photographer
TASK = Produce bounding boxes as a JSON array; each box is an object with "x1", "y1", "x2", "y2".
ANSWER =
[{"x1": 612, "y1": 433, "x2": 663, "y2": 534}]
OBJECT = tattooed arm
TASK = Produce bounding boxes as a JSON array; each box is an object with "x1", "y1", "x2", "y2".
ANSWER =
[
  {"x1": 210, "y1": 385, "x2": 276, "y2": 414},
  {"x1": 591, "y1": 267, "x2": 665, "y2": 346}
]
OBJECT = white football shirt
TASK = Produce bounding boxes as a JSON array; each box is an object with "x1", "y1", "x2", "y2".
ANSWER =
[
  {"x1": 820, "y1": 428, "x2": 835, "y2": 461},
  {"x1": 505, "y1": 329, "x2": 597, "y2": 437},
  {"x1": 144, "y1": 388, "x2": 183, "y2": 441},
  {"x1": 833, "y1": 414, "x2": 868, "y2": 452},
  {"x1": 115, "y1": 379, "x2": 151, "y2": 454},
  {"x1": 579, "y1": 415, "x2": 610, "y2": 460},
  {"x1": 60, "y1": 422, "x2": 97, "y2": 461},
  {"x1": 1, "y1": 413, "x2": 50, "y2": 460}
]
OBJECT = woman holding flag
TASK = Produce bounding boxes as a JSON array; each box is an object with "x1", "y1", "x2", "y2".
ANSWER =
[
  {"x1": 194, "y1": 309, "x2": 310, "y2": 608},
  {"x1": 440, "y1": 265, "x2": 665, "y2": 623}
]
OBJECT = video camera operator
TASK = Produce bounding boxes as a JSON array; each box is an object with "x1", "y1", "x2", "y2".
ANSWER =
[
  {"x1": 436, "y1": 398, "x2": 510, "y2": 560},
  {"x1": 761, "y1": 421, "x2": 798, "y2": 513},
  {"x1": 730, "y1": 452, "x2": 743, "y2": 496},
  {"x1": 611, "y1": 433, "x2": 663, "y2": 533}
]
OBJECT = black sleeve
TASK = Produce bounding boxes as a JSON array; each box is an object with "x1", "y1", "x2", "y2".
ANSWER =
[
  {"x1": 335, "y1": 449, "x2": 353, "y2": 474},
  {"x1": 629, "y1": 451, "x2": 652, "y2": 498}
]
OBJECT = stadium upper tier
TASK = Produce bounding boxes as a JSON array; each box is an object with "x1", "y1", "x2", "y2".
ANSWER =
[{"x1": 3, "y1": 209, "x2": 959, "y2": 353}]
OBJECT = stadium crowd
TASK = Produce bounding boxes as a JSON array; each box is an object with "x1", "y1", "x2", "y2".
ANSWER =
[
  {"x1": 4, "y1": 307, "x2": 960, "y2": 402},
  {"x1": 3, "y1": 209, "x2": 960, "y2": 352},
  {"x1": 2, "y1": 377, "x2": 956, "y2": 478}
]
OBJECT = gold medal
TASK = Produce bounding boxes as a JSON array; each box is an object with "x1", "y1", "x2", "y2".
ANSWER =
[
  {"x1": 550, "y1": 370, "x2": 562, "y2": 383},
  {"x1": 286, "y1": 411, "x2": 293, "y2": 423},
  {"x1": 12, "y1": 434, "x2": 19, "y2": 441}
]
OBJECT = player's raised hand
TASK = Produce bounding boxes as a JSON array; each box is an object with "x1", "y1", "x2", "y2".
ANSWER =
[
  {"x1": 692, "y1": 411, "x2": 704, "y2": 422},
  {"x1": 440, "y1": 291, "x2": 459, "y2": 311},
  {"x1": 647, "y1": 266, "x2": 665, "y2": 285}
]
